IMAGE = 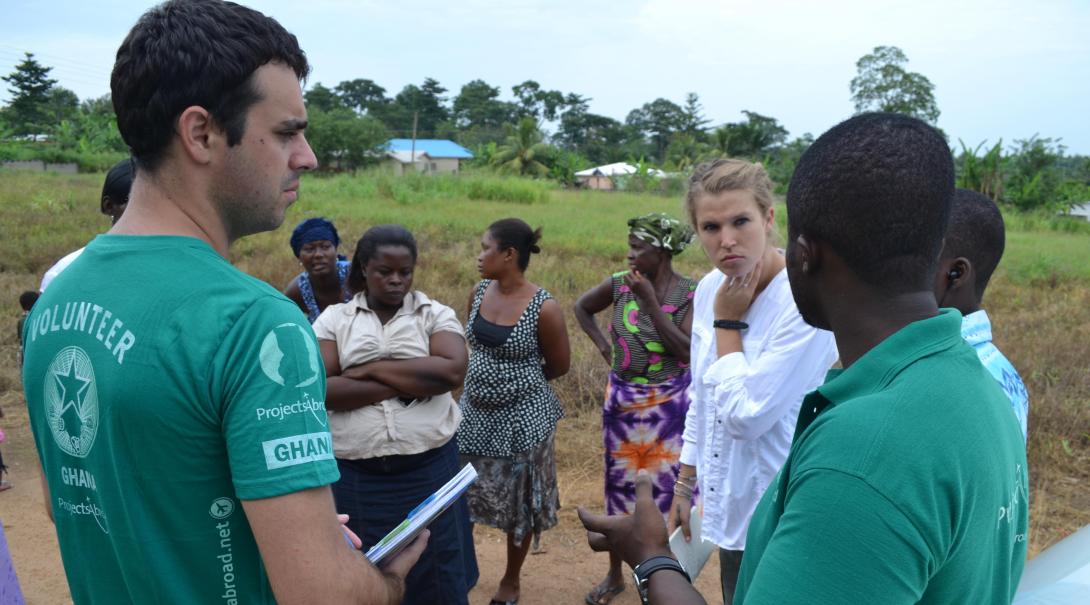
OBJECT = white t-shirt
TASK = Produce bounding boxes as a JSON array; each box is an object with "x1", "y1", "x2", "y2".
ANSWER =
[{"x1": 39, "y1": 247, "x2": 85, "y2": 291}]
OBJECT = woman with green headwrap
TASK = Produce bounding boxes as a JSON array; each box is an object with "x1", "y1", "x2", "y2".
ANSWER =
[{"x1": 574, "y1": 212, "x2": 697, "y2": 604}]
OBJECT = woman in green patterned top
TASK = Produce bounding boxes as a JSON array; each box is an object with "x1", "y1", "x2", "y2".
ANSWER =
[{"x1": 574, "y1": 213, "x2": 697, "y2": 604}]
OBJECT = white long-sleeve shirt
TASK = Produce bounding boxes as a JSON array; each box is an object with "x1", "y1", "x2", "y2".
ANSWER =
[{"x1": 681, "y1": 266, "x2": 838, "y2": 550}]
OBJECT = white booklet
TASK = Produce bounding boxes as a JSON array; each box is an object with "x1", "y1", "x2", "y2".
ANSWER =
[
  {"x1": 668, "y1": 505, "x2": 717, "y2": 580},
  {"x1": 363, "y1": 463, "x2": 478, "y2": 565}
]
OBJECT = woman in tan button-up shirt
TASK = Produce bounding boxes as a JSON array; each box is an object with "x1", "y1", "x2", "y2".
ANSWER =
[{"x1": 313, "y1": 224, "x2": 477, "y2": 605}]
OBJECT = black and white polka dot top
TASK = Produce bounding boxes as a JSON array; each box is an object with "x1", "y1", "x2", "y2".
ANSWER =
[{"x1": 457, "y1": 279, "x2": 564, "y2": 458}]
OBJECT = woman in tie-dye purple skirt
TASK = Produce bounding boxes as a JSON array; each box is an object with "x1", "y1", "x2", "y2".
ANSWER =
[{"x1": 574, "y1": 213, "x2": 696, "y2": 604}]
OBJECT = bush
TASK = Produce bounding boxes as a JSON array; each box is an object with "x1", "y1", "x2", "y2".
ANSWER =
[
  {"x1": 0, "y1": 141, "x2": 125, "y2": 172},
  {"x1": 315, "y1": 169, "x2": 555, "y2": 205}
]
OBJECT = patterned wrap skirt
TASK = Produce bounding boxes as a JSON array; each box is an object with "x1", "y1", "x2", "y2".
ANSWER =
[
  {"x1": 603, "y1": 370, "x2": 693, "y2": 515},
  {"x1": 460, "y1": 433, "x2": 560, "y2": 546}
]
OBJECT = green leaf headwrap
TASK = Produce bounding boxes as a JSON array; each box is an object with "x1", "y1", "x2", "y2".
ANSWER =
[{"x1": 627, "y1": 212, "x2": 695, "y2": 256}]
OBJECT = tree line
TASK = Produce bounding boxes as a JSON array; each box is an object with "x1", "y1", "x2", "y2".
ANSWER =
[{"x1": 2, "y1": 47, "x2": 1088, "y2": 211}]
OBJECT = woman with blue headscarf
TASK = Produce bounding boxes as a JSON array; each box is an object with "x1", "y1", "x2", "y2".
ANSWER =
[{"x1": 284, "y1": 217, "x2": 352, "y2": 322}]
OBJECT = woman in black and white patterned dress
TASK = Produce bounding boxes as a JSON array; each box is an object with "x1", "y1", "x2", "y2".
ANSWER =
[{"x1": 458, "y1": 218, "x2": 571, "y2": 605}]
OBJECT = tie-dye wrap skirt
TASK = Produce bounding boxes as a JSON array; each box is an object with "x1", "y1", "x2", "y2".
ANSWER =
[{"x1": 602, "y1": 370, "x2": 693, "y2": 516}]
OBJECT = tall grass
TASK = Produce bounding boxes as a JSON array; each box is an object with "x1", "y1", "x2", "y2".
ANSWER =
[{"x1": 1, "y1": 170, "x2": 1088, "y2": 556}]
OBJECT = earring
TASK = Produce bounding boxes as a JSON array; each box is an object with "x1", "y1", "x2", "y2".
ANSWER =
[{"x1": 802, "y1": 261, "x2": 809, "y2": 272}]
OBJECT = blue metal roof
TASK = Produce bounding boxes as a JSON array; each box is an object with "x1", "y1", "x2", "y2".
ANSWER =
[{"x1": 384, "y1": 139, "x2": 474, "y2": 159}]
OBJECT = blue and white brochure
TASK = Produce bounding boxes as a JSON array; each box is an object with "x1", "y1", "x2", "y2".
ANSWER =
[{"x1": 364, "y1": 462, "x2": 478, "y2": 565}]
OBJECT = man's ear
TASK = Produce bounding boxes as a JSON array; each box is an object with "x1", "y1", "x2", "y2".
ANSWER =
[
  {"x1": 794, "y1": 233, "x2": 821, "y2": 275},
  {"x1": 175, "y1": 105, "x2": 220, "y2": 165},
  {"x1": 947, "y1": 257, "x2": 972, "y2": 289}
]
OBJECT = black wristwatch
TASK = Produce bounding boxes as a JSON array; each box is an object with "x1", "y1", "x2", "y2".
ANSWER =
[
  {"x1": 631, "y1": 555, "x2": 691, "y2": 604},
  {"x1": 713, "y1": 319, "x2": 749, "y2": 331}
]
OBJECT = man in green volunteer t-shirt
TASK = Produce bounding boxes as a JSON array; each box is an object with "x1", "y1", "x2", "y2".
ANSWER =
[
  {"x1": 21, "y1": 1, "x2": 426, "y2": 603},
  {"x1": 579, "y1": 113, "x2": 1028, "y2": 605}
]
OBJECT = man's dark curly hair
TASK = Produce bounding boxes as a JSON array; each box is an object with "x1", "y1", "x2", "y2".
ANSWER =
[
  {"x1": 787, "y1": 112, "x2": 955, "y2": 293},
  {"x1": 111, "y1": 0, "x2": 309, "y2": 172}
]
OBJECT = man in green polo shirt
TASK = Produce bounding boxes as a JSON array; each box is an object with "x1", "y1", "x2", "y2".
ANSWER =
[
  {"x1": 580, "y1": 113, "x2": 1027, "y2": 604},
  {"x1": 22, "y1": 1, "x2": 425, "y2": 603}
]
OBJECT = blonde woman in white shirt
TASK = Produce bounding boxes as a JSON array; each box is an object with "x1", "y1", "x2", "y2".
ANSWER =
[
  {"x1": 313, "y1": 224, "x2": 478, "y2": 605},
  {"x1": 668, "y1": 160, "x2": 838, "y2": 604}
]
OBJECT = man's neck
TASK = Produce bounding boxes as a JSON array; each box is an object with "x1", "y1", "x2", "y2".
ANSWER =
[
  {"x1": 826, "y1": 290, "x2": 939, "y2": 368},
  {"x1": 955, "y1": 301, "x2": 982, "y2": 316},
  {"x1": 109, "y1": 171, "x2": 231, "y2": 257}
]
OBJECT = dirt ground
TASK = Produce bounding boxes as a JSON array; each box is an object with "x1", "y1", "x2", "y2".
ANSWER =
[{"x1": 0, "y1": 404, "x2": 720, "y2": 604}]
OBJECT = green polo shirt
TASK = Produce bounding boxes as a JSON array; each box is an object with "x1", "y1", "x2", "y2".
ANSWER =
[{"x1": 736, "y1": 310, "x2": 1028, "y2": 604}]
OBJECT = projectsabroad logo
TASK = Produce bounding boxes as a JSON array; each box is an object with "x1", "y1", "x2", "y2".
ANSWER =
[
  {"x1": 259, "y1": 323, "x2": 321, "y2": 389},
  {"x1": 256, "y1": 322, "x2": 328, "y2": 427}
]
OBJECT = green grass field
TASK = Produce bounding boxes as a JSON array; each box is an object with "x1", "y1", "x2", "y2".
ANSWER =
[{"x1": 1, "y1": 169, "x2": 1088, "y2": 556}]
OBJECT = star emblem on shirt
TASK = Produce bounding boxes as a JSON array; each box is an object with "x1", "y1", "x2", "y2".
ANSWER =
[{"x1": 54, "y1": 362, "x2": 91, "y2": 420}]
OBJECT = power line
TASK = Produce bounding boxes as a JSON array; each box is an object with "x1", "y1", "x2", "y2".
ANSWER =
[
  {"x1": 0, "y1": 51, "x2": 111, "y2": 81},
  {"x1": 0, "y1": 44, "x2": 112, "y2": 75}
]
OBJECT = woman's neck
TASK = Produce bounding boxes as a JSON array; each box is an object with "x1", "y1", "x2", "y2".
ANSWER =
[
  {"x1": 310, "y1": 268, "x2": 342, "y2": 289},
  {"x1": 493, "y1": 271, "x2": 528, "y2": 295},
  {"x1": 366, "y1": 294, "x2": 404, "y2": 323},
  {"x1": 754, "y1": 245, "x2": 785, "y2": 296},
  {"x1": 647, "y1": 260, "x2": 676, "y2": 285}
]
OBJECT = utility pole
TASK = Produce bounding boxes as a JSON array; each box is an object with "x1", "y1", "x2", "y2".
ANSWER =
[{"x1": 410, "y1": 111, "x2": 418, "y2": 172}]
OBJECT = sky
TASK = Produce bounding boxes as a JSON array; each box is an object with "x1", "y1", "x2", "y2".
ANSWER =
[{"x1": 3, "y1": 0, "x2": 1088, "y2": 154}]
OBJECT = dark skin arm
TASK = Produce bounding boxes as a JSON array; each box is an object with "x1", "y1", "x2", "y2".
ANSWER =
[
  {"x1": 538, "y1": 298, "x2": 571, "y2": 380},
  {"x1": 573, "y1": 276, "x2": 614, "y2": 364},
  {"x1": 340, "y1": 332, "x2": 468, "y2": 398},
  {"x1": 625, "y1": 271, "x2": 692, "y2": 362},
  {"x1": 580, "y1": 471, "x2": 706, "y2": 605},
  {"x1": 283, "y1": 277, "x2": 309, "y2": 317},
  {"x1": 319, "y1": 340, "x2": 402, "y2": 411}
]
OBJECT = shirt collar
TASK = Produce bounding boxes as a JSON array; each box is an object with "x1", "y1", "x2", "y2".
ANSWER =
[
  {"x1": 959, "y1": 309, "x2": 992, "y2": 347},
  {"x1": 346, "y1": 290, "x2": 432, "y2": 317},
  {"x1": 816, "y1": 308, "x2": 965, "y2": 405}
]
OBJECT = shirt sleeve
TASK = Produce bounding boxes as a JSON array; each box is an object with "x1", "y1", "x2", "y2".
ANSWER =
[
  {"x1": 311, "y1": 305, "x2": 338, "y2": 341},
  {"x1": 741, "y1": 469, "x2": 931, "y2": 604},
  {"x1": 428, "y1": 302, "x2": 465, "y2": 337},
  {"x1": 702, "y1": 309, "x2": 835, "y2": 441},
  {"x1": 679, "y1": 359, "x2": 701, "y2": 467},
  {"x1": 213, "y1": 296, "x2": 339, "y2": 500},
  {"x1": 680, "y1": 274, "x2": 713, "y2": 467}
]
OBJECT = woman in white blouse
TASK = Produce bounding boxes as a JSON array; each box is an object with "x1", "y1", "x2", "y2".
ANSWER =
[
  {"x1": 668, "y1": 160, "x2": 838, "y2": 604},
  {"x1": 313, "y1": 224, "x2": 477, "y2": 605}
]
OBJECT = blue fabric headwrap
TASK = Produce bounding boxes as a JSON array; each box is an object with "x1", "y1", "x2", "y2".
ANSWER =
[{"x1": 290, "y1": 217, "x2": 341, "y2": 257}]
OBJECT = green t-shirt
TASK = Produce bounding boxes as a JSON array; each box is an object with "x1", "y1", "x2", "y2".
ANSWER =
[
  {"x1": 22, "y1": 235, "x2": 340, "y2": 604},
  {"x1": 736, "y1": 310, "x2": 1028, "y2": 604}
]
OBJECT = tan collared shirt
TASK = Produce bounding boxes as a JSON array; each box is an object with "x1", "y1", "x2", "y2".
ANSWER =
[{"x1": 312, "y1": 290, "x2": 463, "y2": 459}]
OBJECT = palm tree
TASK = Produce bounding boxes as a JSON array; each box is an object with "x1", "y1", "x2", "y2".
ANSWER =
[{"x1": 491, "y1": 117, "x2": 553, "y2": 177}]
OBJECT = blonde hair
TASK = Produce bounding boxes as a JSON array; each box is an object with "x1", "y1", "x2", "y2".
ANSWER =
[{"x1": 684, "y1": 158, "x2": 776, "y2": 227}]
